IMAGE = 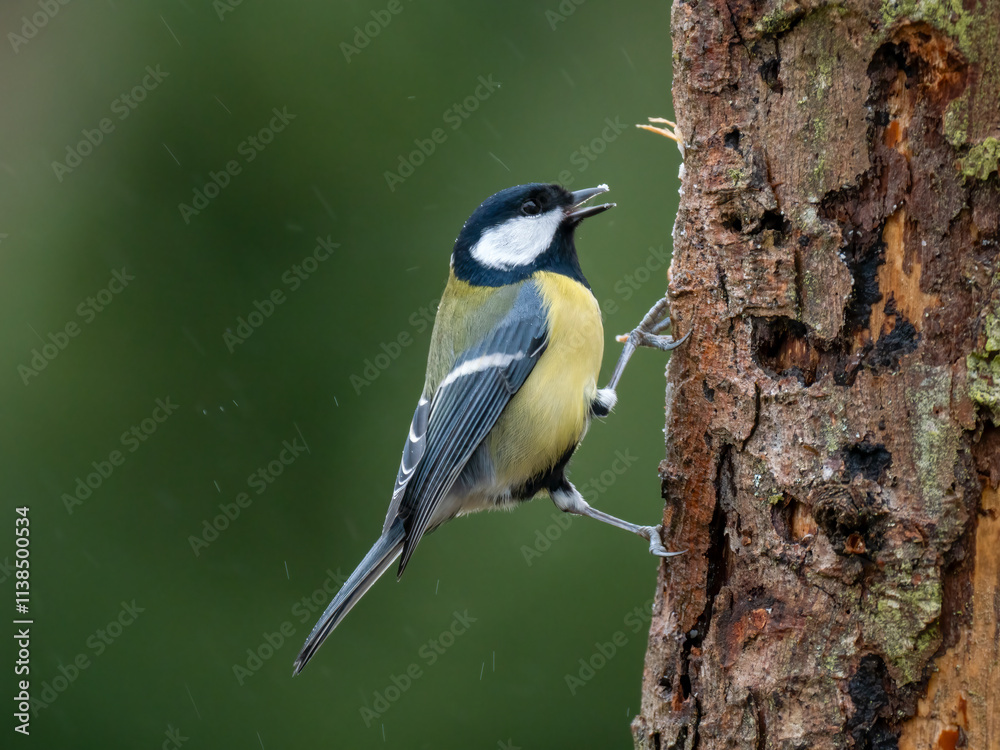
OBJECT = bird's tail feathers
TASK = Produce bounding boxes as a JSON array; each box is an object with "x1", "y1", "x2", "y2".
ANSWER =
[{"x1": 292, "y1": 519, "x2": 405, "y2": 675}]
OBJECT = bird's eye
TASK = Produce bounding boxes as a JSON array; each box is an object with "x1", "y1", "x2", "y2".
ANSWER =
[{"x1": 521, "y1": 199, "x2": 541, "y2": 216}]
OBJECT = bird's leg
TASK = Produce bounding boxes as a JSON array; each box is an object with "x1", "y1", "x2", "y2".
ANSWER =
[
  {"x1": 591, "y1": 297, "x2": 691, "y2": 416},
  {"x1": 551, "y1": 483, "x2": 685, "y2": 558}
]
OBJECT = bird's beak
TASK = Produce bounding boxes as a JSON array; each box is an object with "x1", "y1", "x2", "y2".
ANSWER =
[{"x1": 565, "y1": 184, "x2": 615, "y2": 222}]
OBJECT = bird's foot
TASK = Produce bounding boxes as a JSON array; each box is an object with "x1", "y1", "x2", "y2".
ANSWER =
[
  {"x1": 616, "y1": 329, "x2": 691, "y2": 352},
  {"x1": 615, "y1": 297, "x2": 691, "y2": 352},
  {"x1": 638, "y1": 525, "x2": 686, "y2": 558}
]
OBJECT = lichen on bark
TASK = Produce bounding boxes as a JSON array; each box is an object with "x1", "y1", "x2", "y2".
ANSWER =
[
  {"x1": 960, "y1": 137, "x2": 1000, "y2": 181},
  {"x1": 968, "y1": 271, "x2": 1000, "y2": 422}
]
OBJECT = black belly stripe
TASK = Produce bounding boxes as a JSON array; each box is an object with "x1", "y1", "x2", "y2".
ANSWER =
[
  {"x1": 509, "y1": 443, "x2": 579, "y2": 501},
  {"x1": 590, "y1": 398, "x2": 611, "y2": 418}
]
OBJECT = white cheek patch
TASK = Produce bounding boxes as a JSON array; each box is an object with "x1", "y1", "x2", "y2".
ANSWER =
[{"x1": 469, "y1": 209, "x2": 563, "y2": 270}]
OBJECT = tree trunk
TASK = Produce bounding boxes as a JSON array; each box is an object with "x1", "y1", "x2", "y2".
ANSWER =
[{"x1": 632, "y1": 0, "x2": 1000, "y2": 747}]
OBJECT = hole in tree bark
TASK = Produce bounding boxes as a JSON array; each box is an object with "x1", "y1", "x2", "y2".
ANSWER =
[
  {"x1": 758, "y1": 209, "x2": 789, "y2": 234},
  {"x1": 841, "y1": 442, "x2": 893, "y2": 483},
  {"x1": 679, "y1": 673, "x2": 691, "y2": 700},
  {"x1": 771, "y1": 494, "x2": 817, "y2": 543},
  {"x1": 759, "y1": 57, "x2": 782, "y2": 93},
  {"x1": 722, "y1": 213, "x2": 744, "y2": 233},
  {"x1": 751, "y1": 316, "x2": 817, "y2": 385},
  {"x1": 811, "y1": 486, "x2": 887, "y2": 556}
]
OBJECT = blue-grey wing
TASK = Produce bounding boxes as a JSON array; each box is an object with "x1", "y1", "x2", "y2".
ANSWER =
[
  {"x1": 382, "y1": 393, "x2": 430, "y2": 534},
  {"x1": 393, "y1": 282, "x2": 548, "y2": 575}
]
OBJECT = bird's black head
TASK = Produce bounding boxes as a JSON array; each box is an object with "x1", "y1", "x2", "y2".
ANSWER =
[{"x1": 451, "y1": 183, "x2": 614, "y2": 288}]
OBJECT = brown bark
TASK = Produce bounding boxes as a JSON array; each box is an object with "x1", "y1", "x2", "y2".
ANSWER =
[{"x1": 633, "y1": 0, "x2": 1000, "y2": 748}]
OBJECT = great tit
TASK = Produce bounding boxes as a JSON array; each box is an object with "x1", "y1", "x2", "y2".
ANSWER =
[{"x1": 293, "y1": 182, "x2": 685, "y2": 675}]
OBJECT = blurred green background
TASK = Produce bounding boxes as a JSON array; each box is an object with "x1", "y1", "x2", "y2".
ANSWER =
[{"x1": 1, "y1": 1, "x2": 681, "y2": 747}]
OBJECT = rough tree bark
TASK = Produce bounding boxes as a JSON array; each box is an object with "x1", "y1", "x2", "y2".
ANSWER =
[{"x1": 632, "y1": 0, "x2": 1000, "y2": 748}]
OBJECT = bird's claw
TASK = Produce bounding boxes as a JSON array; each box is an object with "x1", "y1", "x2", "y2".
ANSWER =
[
  {"x1": 615, "y1": 297, "x2": 692, "y2": 352},
  {"x1": 604, "y1": 298, "x2": 690, "y2": 397},
  {"x1": 650, "y1": 316, "x2": 675, "y2": 335},
  {"x1": 618, "y1": 297, "x2": 680, "y2": 338},
  {"x1": 639, "y1": 525, "x2": 686, "y2": 558},
  {"x1": 616, "y1": 328, "x2": 691, "y2": 352}
]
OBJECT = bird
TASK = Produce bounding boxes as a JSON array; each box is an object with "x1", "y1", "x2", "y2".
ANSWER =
[{"x1": 292, "y1": 182, "x2": 687, "y2": 675}]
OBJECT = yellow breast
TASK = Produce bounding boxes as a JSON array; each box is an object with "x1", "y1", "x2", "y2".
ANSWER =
[{"x1": 489, "y1": 271, "x2": 604, "y2": 488}]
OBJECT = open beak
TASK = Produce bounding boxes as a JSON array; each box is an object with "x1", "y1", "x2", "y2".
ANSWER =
[{"x1": 565, "y1": 184, "x2": 615, "y2": 222}]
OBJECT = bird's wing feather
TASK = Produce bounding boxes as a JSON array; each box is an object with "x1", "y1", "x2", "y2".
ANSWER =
[
  {"x1": 394, "y1": 281, "x2": 548, "y2": 575},
  {"x1": 382, "y1": 393, "x2": 430, "y2": 533}
]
